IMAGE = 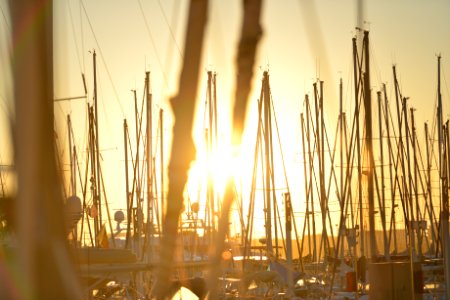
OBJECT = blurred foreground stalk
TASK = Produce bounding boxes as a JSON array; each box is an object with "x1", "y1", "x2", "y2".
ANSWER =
[
  {"x1": 8, "y1": 0, "x2": 81, "y2": 298},
  {"x1": 152, "y1": 0, "x2": 208, "y2": 298}
]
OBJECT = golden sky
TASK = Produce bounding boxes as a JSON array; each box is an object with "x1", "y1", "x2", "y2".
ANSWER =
[{"x1": 1, "y1": 0, "x2": 450, "y2": 237}]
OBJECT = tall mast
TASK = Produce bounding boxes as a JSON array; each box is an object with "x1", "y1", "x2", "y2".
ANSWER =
[
  {"x1": 146, "y1": 71, "x2": 153, "y2": 260},
  {"x1": 319, "y1": 80, "x2": 328, "y2": 257},
  {"x1": 403, "y1": 97, "x2": 416, "y2": 259},
  {"x1": 133, "y1": 88, "x2": 142, "y2": 252},
  {"x1": 424, "y1": 123, "x2": 436, "y2": 255},
  {"x1": 437, "y1": 55, "x2": 450, "y2": 300},
  {"x1": 305, "y1": 96, "x2": 317, "y2": 262},
  {"x1": 313, "y1": 81, "x2": 328, "y2": 258},
  {"x1": 124, "y1": 119, "x2": 131, "y2": 248},
  {"x1": 352, "y1": 36, "x2": 364, "y2": 258},
  {"x1": 88, "y1": 106, "x2": 99, "y2": 238},
  {"x1": 377, "y1": 91, "x2": 389, "y2": 259},
  {"x1": 67, "y1": 115, "x2": 75, "y2": 196},
  {"x1": 206, "y1": 70, "x2": 216, "y2": 237},
  {"x1": 411, "y1": 108, "x2": 422, "y2": 258},
  {"x1": 159, "y1": 108, "x2": 164, "y2": 234},
  {"x1": 339, "y1": 78, "x2": 346, "y2": 259},
  {"x1": 362, "y1": 30, "x2": 377, "y2": 258},
  {"x1": 393, "y1": 65, "x2": 410, "y2": 247},
  {"x1": 383, "y1": 83, "x2": 398, "y2": 254},
  {"x1": 300, "y1": 112, "x2": 310, "y2": 268},
  {"x1": 93, "y1": 50, "x2": 102, "y2": 227},
  {"x1": 262, "y1": 71, "x2": 273, "y2": 254},
  {"x1": 269, "y1": 76, "x2": 279, "y2": 258}
]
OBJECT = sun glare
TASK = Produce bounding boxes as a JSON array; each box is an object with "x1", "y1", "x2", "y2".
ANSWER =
[
  {"x1": 184, "y1": 140, "x2": 245, "y2": 225},
  {"x1": 187, "y1": 143, "x2": 241, "y2": 196}
]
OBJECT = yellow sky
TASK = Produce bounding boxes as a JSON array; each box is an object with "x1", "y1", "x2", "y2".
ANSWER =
[{"x1": 1, "y1": 0, "x2": 450, "y2": 237}]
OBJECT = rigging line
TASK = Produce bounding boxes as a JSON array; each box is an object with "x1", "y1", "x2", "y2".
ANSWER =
[
  {"x1": 429, "y1": 71, "x2": 439, "y2": 173},
  {"x1": 443, "y1": 61, "x2": 450, "y2": 112},
  {"x1": 269, "y1": 93, "x2": 291, "y2": 193},
  {"x1": 67, "y1": 0, "x2": 83, "y2": 74},
  {"x1": 345, "y1": 37, "x2": 354, "y2": 113},
  {"x1": 156, "y1": 0, "x2": 183, "y2": 60},
  {"x1": 80, "y1": 0, "x2": 125, "y2": 117},
  {"x1": 368, "y1": 38, "x2": 383, "y2": 87},
  {"x1": 97, "y1": 77, "x2": 113, "y2": 136},
  {"x1": 0, "y1": 2, "x2": 9, "y2": 31},
  {"x1": 160, "y1": 1, "x2": 181, "y2": 100},
  {"x1": 79, "y1": 0, "x2": 86, "y2": 72},
  {"x1": 136, "y1": 0, "x2": 169, "y2": 91},
  {"x1": 70, "y1": 123, "x2": 87, "y2": 197},
  {"x1": 202, "y1": 85, "x2": 208, "y2": 130}
]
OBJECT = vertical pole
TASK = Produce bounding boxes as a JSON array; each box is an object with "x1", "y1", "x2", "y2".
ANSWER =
[
  {"x1": 319, "y1": 80, "x2": 329, "y2": 257},
  {"x1": 403, "y1": 97, "x2": 416, "y2": 259},
  {"x1": 159, "y1": 109, "x2": 164, "y2": 234},
  {"x1": 124, "y1": 119, "x2": 132, "y2": 248},
  {"x1": 362, "y1": 31, "x2": 377, "y2": 258},
  {"x1": 411, "y1": 108, "x2": 422, "y2": 258},
  {"x1": 339, "y1": 78, "x2": 345, "y2": 258},
  {"x1": 314, "y1": 82, "x2": 328, "y2": 258},
  {"x1": 306, "y1": 96, "x2": 317, "y2": 262},
  {"x1": 206, "y1": 71, "x2": 215, "y2": 239},
  {"x1": 93, "y1": 51, "x2": 102, "y2": 228},
  {"x1": 352, "y1": 36, "x2": 364, "y2": 259},
  {"x1": 438, "y1": 54, "x2": 450, "y2": 299},
  {"x1": 267, "y1": 74, "x2": 279, "y2": 258},
  {"x1": 393, "y1": 65, "x2": 410, "y2": 246},
  {"x1": 383, "y1": 84, "x2": 398, "y2": 254},
  {"x1": 146, "y1": 72, "x2": 153, "y2": 261},
  {"x1": 88, "y1": 106, "x2": 99, "y2": 239},
  {"x1": 300, "y1": 112, "x2": 309, "y2": 271},
  {"x1": 377, "y1": 91, "x2": 389, "y2": 260},
  {"x1": 285, "y1": 192, "x2": 294, "y2": 296},
  {"x1": 67, "y1": 115, "x2": 75, "y2": 196},
  {"x1": 424, "y1": 123, "x2": 436, "y2": 255},
  {"x1": 263, "y1": 71, "x2": 273, "y2": 254}
]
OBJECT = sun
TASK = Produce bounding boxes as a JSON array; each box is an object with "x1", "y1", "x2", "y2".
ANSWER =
[
  {"x1": 187, "y1": 143, "x2": 237, "y2": 197},
  {"x1": 184, "y1": 138, "x2": 246, "y2": 223}
]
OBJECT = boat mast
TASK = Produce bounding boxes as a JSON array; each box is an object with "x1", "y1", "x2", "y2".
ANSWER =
[
  {"x1": 362, "y1": 30, "x2": 377, "y2": 258},
  {"x1": 411, "y1": 108, "x2": 423, "y2": 258},
  {"x1": 124, "y1": 119, "x2": 132, "y2": 248},
  {"x1": 377, "y1": 91, "x2": 389, "y2": 259},
  {"x1": 93, "y1": 50, "x2": 102, "y2": 228},
  {"x1": 305, "y1": 96, "x2": 318, "y2": 262},
  {"x1": 145, "y1": 71, "x2": 153, "y2": 260},
  {"x1": 339, "y1": 78, "x2": 345, "y2": 258},
  {"x1": 403, "y1": 96, "x2": 416, "y2": 259},
  {"x1": 352, "y1": 36, "x2": 364, "y2": 258},
  {"x1": 159, "y1": 109, "x2": 164, "y2": 234},
  {"x1": 313, "y1": 81, "x2": 328, "y2": 259},
  {"x1": 436, "y1": 55, "x2": 450, "y2": 300},
  {"x1": 383, "y1": 84, "x2": 398, "y2": 255},
  {"x1": 88, "y1": 106, "x2": 99, "y2": 239},
  {"x1": 424, "y1": 122, "x2": 437, "y2": 255},
  {"x1": 206, "y1": 70, "x2": 216, "y2": 238},
  {"x1": 300, "y1": 111, "x2": 310, "y2": 269},
  {"x1": 393, "y1": 65, "x2": 410, "y2": 246},
  {"x1": 68, "y1": 115, "x2": 74, "y2": 196},
  {"x1": 262, "y1": 71, "x2": 273, "y2": 254}
]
